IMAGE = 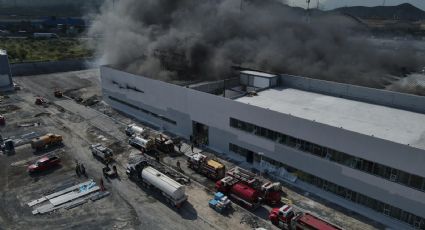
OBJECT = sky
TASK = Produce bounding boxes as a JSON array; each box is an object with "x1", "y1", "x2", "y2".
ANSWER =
[{"x1": 288, "y1": 0, "x2": 425, "y2": 11}]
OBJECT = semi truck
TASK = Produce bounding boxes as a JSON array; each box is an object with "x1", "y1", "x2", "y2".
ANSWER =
[
  {"x1": 129, "y1": 134, "x2": 175, "y2": 154},
  {"x1": 269, "y1": 205, "x2": 342, "y2": 230},
  {"x1": 125, "y1": 124, "x2": 145, "y2": 136},
  {"x1": 31, "y1": 133, "x2": 63, "y2": 150},
  {"x1": 128, "y1": 136, "x2": 155, "y2": 152},
  {"x1": 126, "y1": 161, "x2": 188, "y2": 208},
  {"x1": 187, "y1": 152, "x2": 226, "y2": 180},
  {"x1": 153, "y1": 134, "x2": 174, "y2": 154},
  {"x1": 215, "y1": 167, "x2": 282, "y2": 209}
]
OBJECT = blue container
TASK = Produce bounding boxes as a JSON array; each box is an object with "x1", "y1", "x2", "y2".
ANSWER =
[
  {"x1": 209, "y1": 199, "x2": 218, "y2": 208},
  {"x1": 214, "y1": 192, "x2": 224, "y2": 200}
]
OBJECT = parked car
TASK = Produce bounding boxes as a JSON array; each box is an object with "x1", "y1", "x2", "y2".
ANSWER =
[{"x1": 28, "y1": 155, "x2": 61, "y2": 173}]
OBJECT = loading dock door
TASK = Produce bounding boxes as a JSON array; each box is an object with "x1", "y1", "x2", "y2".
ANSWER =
[
  {"x1": 246, "y1": 150, "x2": 254, "y2": 163},
  {"x1": 192, "y1": 121, "x2": 209, "y2": 146}
]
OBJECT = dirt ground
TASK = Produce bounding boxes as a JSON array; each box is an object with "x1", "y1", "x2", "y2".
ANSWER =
[
  {"x1": 2, "y1": 70, "x2": 276, "y2": 230},
  {"x1": 0, "y1": 69, "x2": 383, "y2": 230}
]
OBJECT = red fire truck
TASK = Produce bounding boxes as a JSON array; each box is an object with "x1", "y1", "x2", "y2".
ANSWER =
[
  {"x1": 215, "y1": 166, "x2": 282, "y2": 209},
  {"x1": 269, "y1": 204, "x2": 342, "y2": 230}
]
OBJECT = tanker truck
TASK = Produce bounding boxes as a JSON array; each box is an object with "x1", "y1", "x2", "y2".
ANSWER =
[
  {"x1": 217, "y1": 167, "x2": 282, "y2": 207},
  {"x1": 126, "y1": 162, "x2": 188, "y2": 208},
  {"x1": 216, "y1": 176, "x2": 262, "y2": 209},
  {"x1": 128, "y1": 136, "x2": 155, "y2": 152},
  {"x1": 31, "y1": 133, "x2": 63, "y2": 151},
  {"x1": 269, "y1": 204, "x2": 342, "y2": 230},
  {"x1": 125, "y1": 124, "x2": 145, "y2": 136}
]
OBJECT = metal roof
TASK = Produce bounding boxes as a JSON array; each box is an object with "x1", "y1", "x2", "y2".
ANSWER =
[
  {"x1": 235, "y1": 87, "x2": 425, "y2": 150},
  {"x1": 240, "y1": 70, "x2": 277, "y2": 78}
]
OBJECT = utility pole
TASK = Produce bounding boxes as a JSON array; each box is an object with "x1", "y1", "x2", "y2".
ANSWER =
[
  {"x1": 317, "y1": 0, "x2": 320, "y2": 9},
  {"x1": 382, "y1": 0, "x2": 386, "y2": 6}
]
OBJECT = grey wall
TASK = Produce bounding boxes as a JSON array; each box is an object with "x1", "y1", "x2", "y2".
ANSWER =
[
  {"x1": 100, "y1": 66, "x2": 425, "y2": 220},
  {"x1": 11, "y1": 59, "x2": 93, "y2": 76},
  {"x1": 280, "y1": 74, "x2": 425, "y2": 114}
]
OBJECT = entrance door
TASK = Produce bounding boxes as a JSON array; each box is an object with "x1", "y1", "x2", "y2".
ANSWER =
[
  {"x1": 192, "y1": 121, "x2": 209, "y2": 146},
  {"x1": 246, "y1": 150, "x2": 254, "y2": 164}
]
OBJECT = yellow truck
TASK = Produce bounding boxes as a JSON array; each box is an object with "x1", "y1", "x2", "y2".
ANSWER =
[
  {"x1": 187, "y1": 152, "x2": 225, "y2": 180},
  {"x1": 31, "y1": 133, "x2": 63, "y2": 150}
]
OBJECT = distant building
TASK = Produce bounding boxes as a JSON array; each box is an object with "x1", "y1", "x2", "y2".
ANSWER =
[
  {"x1": 0, "y1": 50, "x2": 13, "y2": 91},
  {"x1": 101, "y1": 65, "x2": 425, "y2": 230}
]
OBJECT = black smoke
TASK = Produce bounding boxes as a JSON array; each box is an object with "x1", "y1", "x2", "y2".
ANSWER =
[{"x1": 88, "y1": 0, "x2": 425, "y2": 87}]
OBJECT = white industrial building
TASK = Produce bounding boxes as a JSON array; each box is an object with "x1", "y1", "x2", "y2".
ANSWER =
[
  {"x1": 0, "y1": 50, "x2": 13, "y2": 91},
  {"x1": 100, "y1": 65, "x2": 425, "y2": 229}
]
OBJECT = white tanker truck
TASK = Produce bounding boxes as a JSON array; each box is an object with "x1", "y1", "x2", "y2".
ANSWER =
[
  {"x1": 128, "y1": 136, "x2": 154, "y2": 152},
  {"x1": 126, "y1": 160, "x2": 188, "y2": 208},
  {"x1": 125, "y1": 124, "x2": 145, "y2": 136}
]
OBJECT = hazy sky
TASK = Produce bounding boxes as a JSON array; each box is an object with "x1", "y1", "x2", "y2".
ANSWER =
[{"x1": 288, "y1": 0, "x2": 425, "y2": 10}]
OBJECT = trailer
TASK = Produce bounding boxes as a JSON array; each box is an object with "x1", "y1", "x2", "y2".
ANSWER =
[
  {"x1": 187, "y1": 152, "x2": 225, "y2": 180},
  {"x1": 127, "y1": 165, "x2": 187, "y2": 208}
]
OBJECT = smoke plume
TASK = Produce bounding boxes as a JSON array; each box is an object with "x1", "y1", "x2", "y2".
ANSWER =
[{"x1": 88, "y1": 0, "x2": 425, "y2": 87}]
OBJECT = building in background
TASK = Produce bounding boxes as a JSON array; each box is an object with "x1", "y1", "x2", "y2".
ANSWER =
[
  {"x1": 100, "y1": 65, "x2": 425, "y2": 230},
  {"x1": 0, "y1": 50, "x2": 14, "y2": 91}
]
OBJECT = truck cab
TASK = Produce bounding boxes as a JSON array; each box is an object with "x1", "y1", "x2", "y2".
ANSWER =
[
  {"x1": 90, "y1": 143, "x2": 113, "y2": 164},
  {"x1": 269, "y1": 204, "x2": 295, "y2": 229}
]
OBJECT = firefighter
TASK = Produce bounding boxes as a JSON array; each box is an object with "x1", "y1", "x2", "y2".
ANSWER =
[
  {"x1": 100, "y1": 177, "x2": 105, "y2": 191},
  {"x1": 75, "y1": 161, "x2": 81, "y2": 177},
  {"x1": 176, "y1": 160, "x2": 181, "y2": 171},
  {"x1": 191, "y1": 144, "x2": 194, "y2": 153},
  {"x1": 80, "y1": 163, "x2": 86, "y2": 177}
]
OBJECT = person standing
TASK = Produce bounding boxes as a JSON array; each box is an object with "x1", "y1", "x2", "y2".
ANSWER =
[
  {"x1": 99, "y1": 178, "x2": 105, "y2": 191},
  {"x1": 75, "y1": 161, "x2": 81, "y2": 177}
]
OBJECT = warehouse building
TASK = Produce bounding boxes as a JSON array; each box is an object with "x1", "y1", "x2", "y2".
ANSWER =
[{"x1": 100, "y1": 65, "x2": 425, "y2": 229}]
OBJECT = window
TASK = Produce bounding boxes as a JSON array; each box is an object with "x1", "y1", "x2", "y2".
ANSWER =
[
  {"x1": 230, "y1": 118, "x2": 237, "y2": 127},
  {"x1": 228, "y1": 117, "x2": 425, "y2": 193},
  {"x1": 409, "y1": 175, "x2": 423, "y2": 190},
  {"x1": 108, "y1": 96, "x2": 176, "y2": 125},
  {"x1": 390, "y1": 207, "x2": 402, "y2": 220}
]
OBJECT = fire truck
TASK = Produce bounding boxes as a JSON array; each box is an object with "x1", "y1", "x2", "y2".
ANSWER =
[
  {"x1": 187, "y1": 152, "x2": 225, "y2": 180},
  {"x1": 269, "y1": 204, "x2": 342, "y2": 230},
  {"x1": 215, "y1": 166, "x2": 282, "y2": 209}
]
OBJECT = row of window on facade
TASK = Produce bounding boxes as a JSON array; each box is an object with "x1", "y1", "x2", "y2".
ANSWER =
[
  {"x1": 229, "y1": 118, "x2": 425, "y2": 192},
  {"x1": 228, "y1": 142, "x2": 425, "y2": 230},
  {"x1": 109, "y1": 96, "x2": 177, "y2": 125}
]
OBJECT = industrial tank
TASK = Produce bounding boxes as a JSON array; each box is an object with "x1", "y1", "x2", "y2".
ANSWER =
[
  {"x1": 128, "y1": 136, "x2": 153, "y2": 150},
  {"x1": 141, "y1": 166, "x2": 186, "y2": 201},
  {"x1": 125, "y1": 124, "x2": 145, "y2": 136},
  {"x1": 230, "y1": 182, "x2": 261, "y2": 203}
]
